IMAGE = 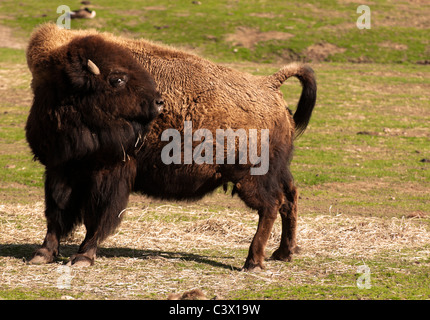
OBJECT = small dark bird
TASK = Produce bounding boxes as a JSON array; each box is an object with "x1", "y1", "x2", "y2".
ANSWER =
[{"x1": 70, "y1": 8, "x2": 96, "y2": 19}]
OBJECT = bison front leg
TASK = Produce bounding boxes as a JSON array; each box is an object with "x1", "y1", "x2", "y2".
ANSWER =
[
  {"x1": 69, "y1": 202, "x2": 125, "y2": 267},
  {"x1": 68, "y1": 227, "x2": 100, "y2": 267},
  {"x1": 29, "y1": 227, "x2": 60, "y2": 264},
  {"x1": 68, "y1": 162, "x2": 136, "y2": 267},
  {"x1": 29, "y1": 169, "x2": 82, "y2": 264}
]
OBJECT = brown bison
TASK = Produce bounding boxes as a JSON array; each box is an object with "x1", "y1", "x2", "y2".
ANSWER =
[{"x1": 26, "y1": 23, "x2": 317, "y2": 270}]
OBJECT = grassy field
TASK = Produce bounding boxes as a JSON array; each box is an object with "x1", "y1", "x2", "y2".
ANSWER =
[{"x1": 0, "y1": 0, "x2": 429, "y2": 300}]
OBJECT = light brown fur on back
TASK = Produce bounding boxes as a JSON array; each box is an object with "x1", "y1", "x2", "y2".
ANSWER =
[{"x1": 27, "y1": 23, "x2": 294, "y2": 141}]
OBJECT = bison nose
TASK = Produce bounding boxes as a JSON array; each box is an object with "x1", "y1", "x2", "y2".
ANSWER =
[{"x1": 154, "y1": 98, "x2": 164, "y2": 113}]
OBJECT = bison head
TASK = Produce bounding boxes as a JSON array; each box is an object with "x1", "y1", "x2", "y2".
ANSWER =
[
  {"x1": 65, "y1": 35, "x2": 164, "y2": 123},
  {"x1": 26, "y1": 35, "x2": 163, "y2": 167}
]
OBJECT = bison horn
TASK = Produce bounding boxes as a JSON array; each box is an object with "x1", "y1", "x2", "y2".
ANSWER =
[{"x1": 87, "y1": 59, "x2": 100, "y2": 75}]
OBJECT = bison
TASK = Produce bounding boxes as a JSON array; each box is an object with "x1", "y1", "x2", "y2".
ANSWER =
[{"x1": 26, "y1": 23, "x2": 317, "y2": 270}]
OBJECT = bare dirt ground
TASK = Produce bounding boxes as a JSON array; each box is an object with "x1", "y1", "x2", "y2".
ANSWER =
[
  {"x1": 0, "y1": 25, "x2": 26, "y2": 49},
  {"x1": 225, "y1": 26, "x2": 294, "y2": 49}
]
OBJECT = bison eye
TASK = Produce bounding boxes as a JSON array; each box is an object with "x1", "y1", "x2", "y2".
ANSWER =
[{"x1": 108, "y1": 74, "x2": 129, "y2": 88}]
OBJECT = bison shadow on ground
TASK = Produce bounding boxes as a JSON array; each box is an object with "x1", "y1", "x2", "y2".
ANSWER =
[{"x1": 0, "y1": 243, "x2": 241, "y2": 271}]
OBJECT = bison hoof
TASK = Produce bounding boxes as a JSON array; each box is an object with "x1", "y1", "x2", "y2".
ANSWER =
[
  {"x1": 270, "y1": 246, "x2": 300, "y2": 262},
  {"x1": 67, "y1": 254, "x2": 94, "y2": 267},
  {"x1": 28, "y1": 248, "x2": 55, "y2": 264},
  {"x1": 242, "y1": 261, "x2": 265, "y2": 272},
  {"x1": 270, "y1": 251, "x2": 292, "y2": 262}
]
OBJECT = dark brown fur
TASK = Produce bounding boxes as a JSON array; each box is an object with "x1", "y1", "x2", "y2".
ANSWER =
[
  {"x1": 26, "y1": 24, "x2": 317, "y2": 270},
  {"x1": 26, "y1": 35, "x2": 163, "y2": 266}
]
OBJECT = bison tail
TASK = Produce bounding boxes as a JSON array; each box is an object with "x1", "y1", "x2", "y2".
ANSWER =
[{"x1": 268, "y1": 63, "x2": 317, "y2": 138}]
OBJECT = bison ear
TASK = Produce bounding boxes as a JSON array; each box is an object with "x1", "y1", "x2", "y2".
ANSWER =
[
  {"x1": 87, "y1": 59, "x2": 100, "y2": 75},
  {"x1": 65, "y1": 55, "x2": 101, "y2": 91}
]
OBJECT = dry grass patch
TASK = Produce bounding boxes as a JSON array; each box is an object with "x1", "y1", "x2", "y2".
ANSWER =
[
  {"x1": 1, "y1": 199, "x2": 429, "y2": 299},
  {"x1": 294, "y1": 214, "x2": 429, "y2": 259}
]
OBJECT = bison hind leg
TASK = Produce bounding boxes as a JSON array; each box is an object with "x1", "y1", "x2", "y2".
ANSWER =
[
  {"x1": 235, "y1": 175, "x2": 284, "y2": 271},
  {"x1": 270, "y1": 169, "x2": 300, "y2": 262}
]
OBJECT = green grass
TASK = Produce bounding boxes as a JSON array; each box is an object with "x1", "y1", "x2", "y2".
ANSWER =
[
  {"x1": 0, "y1": 48, "x2": 26, "y2": 64},
  {"x1": 0, "y1": 288, "x2": 75, "y2": 300},
  {"x1": 230, "y1": 247, "x2": 430, "y2": 300},
  {"x1": 1, "y1": 0, "x2": 429, "y2": 64}
]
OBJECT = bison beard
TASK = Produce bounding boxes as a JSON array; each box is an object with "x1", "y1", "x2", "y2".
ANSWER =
[{"x1": 26, "y1": 24, "x2": 317, "y2": 270}]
